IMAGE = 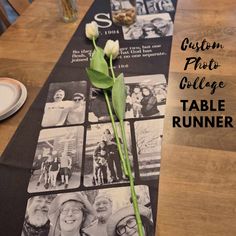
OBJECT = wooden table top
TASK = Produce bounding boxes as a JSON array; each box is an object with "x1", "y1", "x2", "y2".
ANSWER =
[
  {"x1": 0, "y1": 0, "x2": 93, "y2": 154},
  {"x1": 0, "y1": 0, "x2": 235, "y2": 235},
  {"x1": 158, "y1": 1, "x2": 236, "y2": 236}
]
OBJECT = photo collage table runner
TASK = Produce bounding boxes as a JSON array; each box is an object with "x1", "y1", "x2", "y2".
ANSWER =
[{"x1": 0, "y1": 0, "x2": 178, "y2": 235}]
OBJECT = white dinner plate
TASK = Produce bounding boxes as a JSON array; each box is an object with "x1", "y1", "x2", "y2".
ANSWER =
[{"x1": 0, "y1": 78, "x2": 27, "y2": 121}]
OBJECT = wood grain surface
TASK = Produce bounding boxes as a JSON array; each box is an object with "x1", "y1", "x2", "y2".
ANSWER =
[
  {"x1": 0, "y1": 0, "x2": 235, "y2": 235},
  {"x1": 157, "y1": 0, "x2": 236, "y2": 236},
  {"x1": 0, "y1": 0, "x2": 93, "y2": 154}
]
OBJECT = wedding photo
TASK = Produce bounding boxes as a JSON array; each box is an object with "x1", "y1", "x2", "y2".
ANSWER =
[
  {"x1": 83, "y1": 122, "x2": 133, "y2": 186},
  {"x1": 122, "y1": 13, "x2": 173, "y2": 40},
  {"x1": 21, "y1": 185, "x2": 153, "y2": 236},
  {"x1": 134, "y1": 119, "x2": 164, "y2": 180},
  {"x1": 41, "y1": 81, "x2": 87, "y2": 127},
  {"x1": 27, "y1": 126, "x2": 83, "y2": 193},
  {"x1": 89, "y1": 74, "x2": 167, "y2": 122}
]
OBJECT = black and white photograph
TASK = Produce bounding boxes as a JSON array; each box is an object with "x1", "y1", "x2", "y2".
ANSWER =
[
  {"x1": 146, "y1": 0, "x2": 175, "y2": 13},
  {"x1": 28, "y1": 126, "x2": 83, "y2": 193},
  {"x1": 110, "y1": 0, "x2": 136, "y2": 11},
  {"x1": 110, "y1": 0, "x2": 136, "y2": 26},
  {"x1": 41, "y1": 81, "x2": 87, "y2": 127},
  {"x1": 88, "y1": 88, "x2": 111, "y2": 122},
  {"x1": 135, "y1": 119, "x2": 164, "y2": 180},
  {"x1": 122, "y1": 13, "x2": 173, "y2": 40},
  {"x1": 124, "y1": 74, "x2": 167, "y2": 119},
  {"x1": 89, "y1": 74, "x2": 167, "y2": 122},
  {"x1": 136, "y1": 0, "x2": 147, "y2": 15},
  {"x1": 84, "y1": 122, "x2": 133, "y2": 186},
  {"x1": 21, "y1": 185, "x2": 153, "y2": 236}
]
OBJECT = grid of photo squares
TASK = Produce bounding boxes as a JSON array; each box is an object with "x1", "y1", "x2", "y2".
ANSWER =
[
  {"x1": 28, "y1": 73, "x2": 166, "y2": 192},
  {"x1": 41, "y1": 81, "x2": 87, "y2": 127},
  {"x1": 144, "y1": 0, "x2": 175, "y2": 13},
  {"x1": 111, "y1": 0, "x2": 175, "y2": 16},
  {"x1": 28, "y1": 126, "x2": 84, "y2": 192},
  {"x1": 21, "y1": 1, "x2": 177, "y2": 235},
  {"x1": 22, "y1": 185, "x2": 153, "y2": 236},
  {"x1": 84, "y1": 122, "x2": 133, "y2": 186},
  {"x1": 89, "y1": 74, "x2": 167, "y2": 122},
  {"x1": 28, "y1": 73, "x2": 166, "y2": 191},
  {"x1": 135, "y1": 119, "x2": 164, "y2": 180},
  {"x1": 136, "y1": 0, "x2": 175, "y2": 15}
]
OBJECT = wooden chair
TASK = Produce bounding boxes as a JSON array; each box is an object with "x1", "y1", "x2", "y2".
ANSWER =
[
  {"x1": 0, "y1": 2, "x2": 10, "y2": 29},
  {"x1": 7, "y1": 0, "x2": 30, "y2": 15},
  {"x1": 0, "y1": 0, "x2": 30, "y2": 31}
]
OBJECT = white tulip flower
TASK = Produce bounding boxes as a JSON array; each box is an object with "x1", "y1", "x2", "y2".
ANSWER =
[
  {"x1": 104, "y1": 40, "x2": 120, "y2": 59},
  {"x1": 85, "y1": 21, "x2": 99, "y2": 40}
]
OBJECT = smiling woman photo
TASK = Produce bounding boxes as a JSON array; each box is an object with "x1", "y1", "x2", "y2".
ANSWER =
[
  {"x1": 106, "y1": 205, "x2": 154, "y2": 236},
  {"x1": 48, "y1": 193, "x2": 96, "y2": 236}
]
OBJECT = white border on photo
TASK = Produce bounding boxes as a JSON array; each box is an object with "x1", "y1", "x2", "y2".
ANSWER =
[{"x1": 125, "y1": 74, "x2": 166, "y2": 84}]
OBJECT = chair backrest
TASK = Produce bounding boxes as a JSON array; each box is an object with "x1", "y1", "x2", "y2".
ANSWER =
[
  {"x1": 0, "y1": 2, "x2": 10, "y2": 29},
  {"x1": 0, "y1": 0, "x2": 30, "y2": 33},
  {"x1": 7, "y1": 0, "x2": 30, "y2": 15}
]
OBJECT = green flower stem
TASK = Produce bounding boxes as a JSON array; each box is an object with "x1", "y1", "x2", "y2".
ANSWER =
[
  {"x1": 120, "y1": 120, "x2": 144, "y2": 236},
  {"x1": 110, "y1": 53, "x2": 144, "y2": 236},
  {"x1": 91, "y1": 39, "x2": 127, "y2": 176},
  {"x1": 91, "y1": 39, "x2": 143, "y2": 236},
  {"x1": 109, "y1": 55, "x2": 116, "y2": 81},
  {"x1": 92, "y1": 37, "x2": 97, "y2": 50},
  {"x1": 103, "y1": 90, "x2": 128, "y2": 176}
]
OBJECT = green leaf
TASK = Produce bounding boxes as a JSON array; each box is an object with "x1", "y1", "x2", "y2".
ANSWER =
[
  {"x1": 90, "y1": 47, "x2": 109, "y2": 75},
  {"x1": 112, "y1": 73, "x2": 126, "y2": 121},
  {"x1": 86, "y1": 68, "x2": 114, "y2": 89}
]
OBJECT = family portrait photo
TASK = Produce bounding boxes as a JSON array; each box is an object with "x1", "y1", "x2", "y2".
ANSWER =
[
  {"x1": 135, "y1": 119, "x2": 164, "y2": 180},
  {"x1": 122, "y1": 13, "x2": 173, "y2": 40},
  {"x1": 21, "y1": 185, "x2": 154, "y2": 236},
  {"x1": 28, "y1": 126, "x2": 83, "y2": 193},
  {"x1": 83, "y1": 122, "x2": 133, "y2": 186},
  {"x1": 89, "y1": 74, "x2": 167, "y2": 122},
  {"x1": 41, "y1": 81, "x2": 87, "y2": 127},
  {"x1": 124, "y1": 74, "x2": 167, "y2": 119}
]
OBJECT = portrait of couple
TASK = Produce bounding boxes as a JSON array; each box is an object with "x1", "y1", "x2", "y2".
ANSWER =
[{"x1": 41, "y1": 81, "x2": 86, "y2": 127}]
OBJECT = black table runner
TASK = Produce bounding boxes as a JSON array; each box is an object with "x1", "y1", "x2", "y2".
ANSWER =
[{"x1": 0, "y1": 0, "x2": 178, "y2": 235}]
